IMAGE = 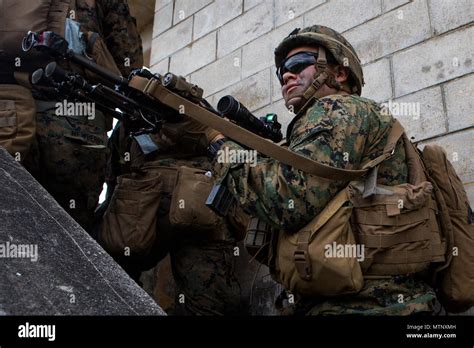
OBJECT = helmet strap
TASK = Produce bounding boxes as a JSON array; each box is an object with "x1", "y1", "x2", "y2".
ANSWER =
[
  {"x1": 301, "y1": 46, "x2": 351, "y2": 103},
  {"x1": 302, "y1": 46, "x2": 328, "y2": 101}
]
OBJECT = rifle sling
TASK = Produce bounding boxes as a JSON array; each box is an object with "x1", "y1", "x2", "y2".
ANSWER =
[{"x1": 129, "y1": 76, "x2": 402, "y2": 182}]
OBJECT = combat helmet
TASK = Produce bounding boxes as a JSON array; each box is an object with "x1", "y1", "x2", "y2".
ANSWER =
[{"x1": 274, "y1": 25, "x2": 364, "y2": 99}]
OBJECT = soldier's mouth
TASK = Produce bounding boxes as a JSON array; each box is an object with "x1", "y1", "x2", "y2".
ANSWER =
[{"x1": 287, "y1": 85, "x2": 299, "y2": 93}]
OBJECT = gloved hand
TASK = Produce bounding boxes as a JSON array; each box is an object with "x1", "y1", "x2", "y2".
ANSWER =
[{"x1": 160, "y1": 116, "x2": 223, "y2": 154}]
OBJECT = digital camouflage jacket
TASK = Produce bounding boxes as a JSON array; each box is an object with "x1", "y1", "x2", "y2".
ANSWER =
[
  {"x1": 75, "y1": 0, "x2": 143, "y2": 76},
  {"x1": 213, "y1": 94, "x2": 408, "y2": 232}
]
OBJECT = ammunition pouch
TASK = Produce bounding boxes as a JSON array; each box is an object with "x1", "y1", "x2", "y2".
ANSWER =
[
  {"x1": 169, "y1": 166, "x2": 228, "y2": 240},
  {"x1": 100, "y1": 166, "x2": 177, "y2": 257},
  {"x1": 273, "y1": 181, "x2": 447, "y2": 298},
  {"x1": 275, "y1": 188, "x2": 364, "y2": 297},
  {"x1": 0, "y1": 84, "x2": 36, "y2": 161},
  {"x1": 350, "y1": 181, "x2": 446, "y2": 276}
]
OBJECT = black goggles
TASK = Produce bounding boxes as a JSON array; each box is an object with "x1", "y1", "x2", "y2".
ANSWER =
[{"x1": 276, "y1": 51, "x2": 318, "y2": 85}]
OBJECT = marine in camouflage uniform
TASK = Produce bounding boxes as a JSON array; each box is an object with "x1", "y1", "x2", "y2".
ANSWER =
[
  {"x1": 104, "y1": 120, "x2": 245, "y2": 315},
  {"x1": 205, "y1": 25, "x2": 436, "y2": 315},
  {"x1": 24, "y1": 0, "x2": 143, "y2": 233},
  {"x1": 155, "y1": 157, "x2": 244, "y2": 316}
]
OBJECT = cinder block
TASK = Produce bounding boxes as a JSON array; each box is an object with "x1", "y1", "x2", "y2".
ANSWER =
[
  {"x1": 155, "y1": 0, "x2": 172, "y2": 12},
  {"x1": 304, "y1": 0, "x2": 381, "y2": 33},
  {"x1": 429, "y1": 0, "x2": 474, "y2": 35},
  {"x1": 170, "y1": 32, "x2": 217, "y2": 77},
  {"x1": 151, "y1": 17, "x2": 193, "y2": 65},
  {"x1": 419, "y1": 128, "x2": 474, "y2": 184},
  {"x1": 275, "y1": 0, "x2": 325, "y2": 28},
  {"x1": 242, "y1": 17, "x2": 304, "y2": 79},
  {"x1": 271, "y1": 66, "x2": 284, "y2": 102},
  {"x1": 173, "y1": 0, "x2": 212, "y2": 24},
  {"x1": 344, "y1": 0, "x2": 431, "y2": 64},
  {"x1": 392, "y1": 86, "x2": 447, "y2": 141},
  {"x1": 193, "y1": 0, "x2": 243, "y2": 40},
  {"x1": 150, "y1": 57, "x2": 170, "y2": 75},
  {"x1": 444, "y1": 74, "x2": 474, "y2": 132},
  {"x1": 153, "y1": 2, "x2": 173, "y2": 38},
  {"x1": 361, "y1": 58, "x2": 392, "y2": 103},
  {"x1": 217, "y1": 4, "x2": 273, "y2": 58},
  {"x1": 392, "y1": 26, "x2": 474, "y2": 97},
  {"x1": 207, "y1": 69, "x2": 271, "y2": 112},
  {"x1": 244, "y1": 0, "x2": 267, "y2": 11},
  {"x1": 382, "y1": 0, "x2": 410, "y2": 12},
  {"x1": 190, "y1": 49, "x2": 242, "y2": 97}
]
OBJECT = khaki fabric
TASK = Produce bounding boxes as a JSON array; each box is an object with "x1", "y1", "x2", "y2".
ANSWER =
[
  {"x1": 169, "y1": 166, "x2": 227, "y2": 240},
  {"x1": 100, "y1": 168, "x2": 170, "y2": 257},
  {"x1": 423, "y1": 145, "x2": 474, "y2": 313},
  {"x1": 0, "y1": 84, "x2": 36, "y2": 160},
  {"x1": 350, "y1": 181, "x2": 445, "y2": 276},
  {"x1": 0, "y1": 0, "x2": 70, "y2": 73},
  {"x1": 276, "y1": 188, "x2": 364, "y2": 296},
  {"x1": 83, "y1": 30, "x2": 122, "y2": 80},
  {"x1": 82, "y1": 31, "x2": 122, "y2": 131}
]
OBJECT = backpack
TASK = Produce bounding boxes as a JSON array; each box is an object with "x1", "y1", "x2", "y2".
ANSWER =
[
  {"x1": 266, "y1": 120, "x2": 474, "y2": 312},
  {"x1": 422, "y1": 144, "x2": 474, "y2": 313}
]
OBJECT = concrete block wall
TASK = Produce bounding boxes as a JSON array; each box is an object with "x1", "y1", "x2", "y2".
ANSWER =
[{"x1": 150, "y1": 0, "x2": 473, "y2": 315}]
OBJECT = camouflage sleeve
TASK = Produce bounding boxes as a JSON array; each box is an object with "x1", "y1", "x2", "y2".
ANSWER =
[
  {"x1": 98, "y1": 0, "x2": 144, "y2": 76},
  {"x1": 213, "y1": 96, "x2": 400, "y2": 232}
]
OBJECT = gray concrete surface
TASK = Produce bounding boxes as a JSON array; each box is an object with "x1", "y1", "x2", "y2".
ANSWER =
[{"x1": 0, "y1": 147, "x2": 165, "y2": 315}]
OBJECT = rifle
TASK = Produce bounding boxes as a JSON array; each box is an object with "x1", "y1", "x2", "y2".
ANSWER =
[
  {"x1": 23, "y1": 30, "x2": 283, "y2": 143},
  {"x1": 23, "y1": 31, "x2": 373, "y2": 216},
  {"x1": 23, "y1": 30, "x2": 285, "y2": 215}
]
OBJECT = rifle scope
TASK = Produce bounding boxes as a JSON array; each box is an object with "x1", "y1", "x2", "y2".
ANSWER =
[{"x1": 217, "y1": 95, "x2": 282, "y2": 143}]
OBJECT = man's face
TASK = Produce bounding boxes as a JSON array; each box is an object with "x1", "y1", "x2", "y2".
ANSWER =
[{"x1": 280, "y1": 45, "x2": 319, "y2": 112}]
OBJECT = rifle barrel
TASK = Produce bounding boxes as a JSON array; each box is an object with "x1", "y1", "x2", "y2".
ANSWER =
[{"x1": 68, "y1": 51, "x2": 127, "y2": 87}]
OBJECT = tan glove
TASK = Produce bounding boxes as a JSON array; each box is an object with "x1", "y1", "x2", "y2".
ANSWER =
[{"x1": 160, "y1": 116, "x2": 223, "y2": 154}]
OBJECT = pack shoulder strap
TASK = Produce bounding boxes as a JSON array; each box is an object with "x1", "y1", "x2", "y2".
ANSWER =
[
  {"x1": 129, "y1": 76, "x2": 403, "y2": 181},
  {"x1": 361, "y1": 120, "x2": 405, "y2": 170}
]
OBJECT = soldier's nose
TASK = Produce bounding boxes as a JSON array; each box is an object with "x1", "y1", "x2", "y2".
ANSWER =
[{"x1": 282, "y1": 71, "x2": 297, "y2": 86}]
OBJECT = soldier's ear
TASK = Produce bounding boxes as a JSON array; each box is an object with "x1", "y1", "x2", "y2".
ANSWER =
[{"x1": 333, "y1": 65, "x2": 350, "y2": 83}]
